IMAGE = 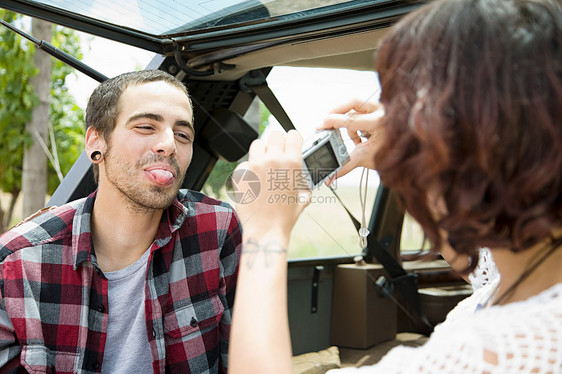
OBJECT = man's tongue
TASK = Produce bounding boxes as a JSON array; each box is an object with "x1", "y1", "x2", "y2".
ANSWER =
[{"x1": 147, "y1": 169, "x2": 174, "y2": 185}]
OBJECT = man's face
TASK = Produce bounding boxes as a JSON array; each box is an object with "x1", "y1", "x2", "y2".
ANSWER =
[{"x1": 100, "y1": 80, "x2": 194, "y2": 212}]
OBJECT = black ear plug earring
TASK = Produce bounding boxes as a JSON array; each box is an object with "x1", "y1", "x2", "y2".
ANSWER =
[{"x1": 90, "y1": 150, "x2": 102, "y2": 162}]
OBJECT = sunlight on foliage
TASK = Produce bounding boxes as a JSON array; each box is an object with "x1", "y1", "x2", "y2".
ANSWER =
[{"x1": 0, "y1": 10, "x2": 84, "y2": 231}]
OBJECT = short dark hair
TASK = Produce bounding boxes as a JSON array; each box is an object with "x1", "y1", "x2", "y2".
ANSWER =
[
  {"x1": 85, "y1": 70, "x2": 192, "y2": 182},
  {"x1": 375, "y1": 0, "x2": 562, "y2": 271}
]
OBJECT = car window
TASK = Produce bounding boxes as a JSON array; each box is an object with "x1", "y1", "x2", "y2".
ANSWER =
[
  {"x1": 203, "y1": 66, "x2": 382, "y2": 259},
  {"x1": 400, "y1": 212, "x2": 431, "y2": 255},
  {"x1": 29, "y1": 0, "x2": 380, "y2": 36}
]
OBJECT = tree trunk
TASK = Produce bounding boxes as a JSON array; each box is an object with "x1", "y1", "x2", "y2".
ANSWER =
[
  {"x1": 22, "y1": 19, "x2": 52, "y2": 217},
  {"x1": 0, "y1": 196, "x2": 5, "y2": 234},
  {"x1": 6, "y1": 189, "x2": 20, "y2": 229}
]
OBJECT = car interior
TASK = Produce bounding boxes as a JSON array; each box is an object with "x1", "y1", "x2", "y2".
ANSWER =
[{"x1": 1, "y1": 0, "x2": 473, "y2": 370}]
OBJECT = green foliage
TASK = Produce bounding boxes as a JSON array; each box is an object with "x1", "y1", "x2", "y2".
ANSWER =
[
  {"x1": 0, "y1": 11, "x2": 84, "y2": 197},
  {"x1": 258, "y1": 100, "x2": 271, "y2": 134},
  {"x1": 203, "y1": 159, "x2": 238, "y2": 198},
  {"x1": 0, "y1": 11, "x2": 37, "y2": 195},
  {"x1": 48, "y1": 25, "x2": 84, "y2": 194}
]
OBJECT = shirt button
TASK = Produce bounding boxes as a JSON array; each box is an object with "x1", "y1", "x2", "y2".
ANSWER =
[
  {"x1": 190, "y1": 317, "x2": 198, "y2": 327},
  {"x1": 97, "y1": 304, "x2": 105, "y2": 313},
  {"x1": 92, "y1": 362, "x2": 100, "y2": 370}
]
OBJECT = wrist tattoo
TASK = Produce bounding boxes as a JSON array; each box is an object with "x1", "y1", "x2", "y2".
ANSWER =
[{"x1": 243, "y1": 238, "x2": 287, "y2": 268}]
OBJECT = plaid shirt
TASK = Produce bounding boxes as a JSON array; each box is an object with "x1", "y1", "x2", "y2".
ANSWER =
[{"x1": 0, "y1": 189, "x2": 241, "y2": 374}]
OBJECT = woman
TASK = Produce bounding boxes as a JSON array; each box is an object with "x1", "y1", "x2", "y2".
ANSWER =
[{"x1": 229, "y1": 0, "x2": 562, "y2": 372}]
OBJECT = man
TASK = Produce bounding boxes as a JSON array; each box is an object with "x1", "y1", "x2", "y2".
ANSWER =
[{"x1": 0, "y1": 70, "x2": 241, "y2": 373}]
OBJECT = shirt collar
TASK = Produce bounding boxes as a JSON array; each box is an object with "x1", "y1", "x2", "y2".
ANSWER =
[{"x1": 71, "y1": 190, "x2": 190, "y2": 269}]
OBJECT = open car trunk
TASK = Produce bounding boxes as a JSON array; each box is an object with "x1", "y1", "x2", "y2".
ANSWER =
[{"x1": 1, "y1": 0, "x2": 471, "y2": 364}]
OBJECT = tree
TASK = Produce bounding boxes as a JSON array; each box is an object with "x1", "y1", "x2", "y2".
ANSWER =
[
  {"x1": 47, "y1": 25, "x2": 86, "y2": 194},
  {"x1": 0, "y1": 11, "x2": 36, "y2": 232},
  {"x1": 0, "y1": 11, "x2": 85, "y2": 232},
  {"x1": 22, "y1": 18, "x2": 51, "y2": 217}
]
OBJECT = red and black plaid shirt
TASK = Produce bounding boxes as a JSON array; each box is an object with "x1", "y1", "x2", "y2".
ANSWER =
[{"x1": 0, "y1": 190, "x2": 241, "y2": 374}]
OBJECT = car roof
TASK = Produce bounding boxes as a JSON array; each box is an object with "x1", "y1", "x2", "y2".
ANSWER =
[{"x1": 2, "y1": 0, "x2": 425, "y2": 79}]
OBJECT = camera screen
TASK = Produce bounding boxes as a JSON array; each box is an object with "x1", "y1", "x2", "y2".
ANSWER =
[{"x1": 304, "y1": 143, "x2": 339, "y2": 185}]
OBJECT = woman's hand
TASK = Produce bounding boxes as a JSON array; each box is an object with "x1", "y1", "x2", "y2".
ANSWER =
[
  {"x1": 318, "y1": 98, "x2": 385, "y2": 185},
  {"x1": 234, "y1": 129, "x2": 310, "y2": 246}
]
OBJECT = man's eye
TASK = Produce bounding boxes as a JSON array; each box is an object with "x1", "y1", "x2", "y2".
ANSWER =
[
  {"x1": 175, "y1": 132, "x2": 193, "y2": 143},
  {"x1": 136, "y1": 125, "x2": 154, "y2": 131}
]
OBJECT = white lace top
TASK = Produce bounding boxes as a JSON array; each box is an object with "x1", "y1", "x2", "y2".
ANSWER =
[
  {"x1": 469, "y1": 247, "x2": 500, "y2": 291},
  {"x1": 329, "y1": 249, "x2": 562, "y2": 374}
]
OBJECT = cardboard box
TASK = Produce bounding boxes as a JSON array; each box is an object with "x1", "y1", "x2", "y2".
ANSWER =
[{"x1": 331, "y1": 264, "x2": 397, "y2": 349}]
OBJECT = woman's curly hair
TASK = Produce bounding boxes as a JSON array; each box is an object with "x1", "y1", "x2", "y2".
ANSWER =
[{"x1": 374, "y1": 0, "x2": 562, "y2": 272}]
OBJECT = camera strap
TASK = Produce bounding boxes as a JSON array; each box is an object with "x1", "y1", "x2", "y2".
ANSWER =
[
  {"x1": 244, "y1": 72, "x2": 433, "y2": 332},
  {"x1": 358, "y1": 168, "x2": 371, "y2": 249}
]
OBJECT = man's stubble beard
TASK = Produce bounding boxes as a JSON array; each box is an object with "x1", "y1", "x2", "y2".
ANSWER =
[{"x1": 103, "y1": 143, "x2": 185, "y2": 214}]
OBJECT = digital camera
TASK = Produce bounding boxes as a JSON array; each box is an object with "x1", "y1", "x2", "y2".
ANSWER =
[{"x1": 302, "y1": 130, "x2": 350, "y2": 189}]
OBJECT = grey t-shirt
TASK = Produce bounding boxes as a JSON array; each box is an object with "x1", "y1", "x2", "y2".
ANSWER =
[{"x1": 101, "y1": 248, "x2": 153, "y2": 373}]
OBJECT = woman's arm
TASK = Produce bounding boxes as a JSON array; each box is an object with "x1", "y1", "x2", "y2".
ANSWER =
[
  {"x1": 229, "y1": 100, "x2": 386, "y2": 373},
  {"x1": 228, "y1": 130, "x2": 309, "y2": 374}
]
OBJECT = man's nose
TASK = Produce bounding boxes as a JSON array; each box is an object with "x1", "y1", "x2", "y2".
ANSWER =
[{"x1": 153, "y1": 128, "x2": 176, "y2": 156}]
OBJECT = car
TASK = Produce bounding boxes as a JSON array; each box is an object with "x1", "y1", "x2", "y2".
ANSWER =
[{"x1": 1, "y1": 0, "x2": 471, "y2": 367}]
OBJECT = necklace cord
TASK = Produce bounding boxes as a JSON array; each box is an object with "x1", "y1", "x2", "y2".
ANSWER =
[{"x1": 492, "y1": 235, "x2": 562, "y2": 305}]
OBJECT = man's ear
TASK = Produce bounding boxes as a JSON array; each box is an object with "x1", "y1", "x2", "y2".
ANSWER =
[{"x1": 85, "y1": 127, "x2": 106, "y2": 158}]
